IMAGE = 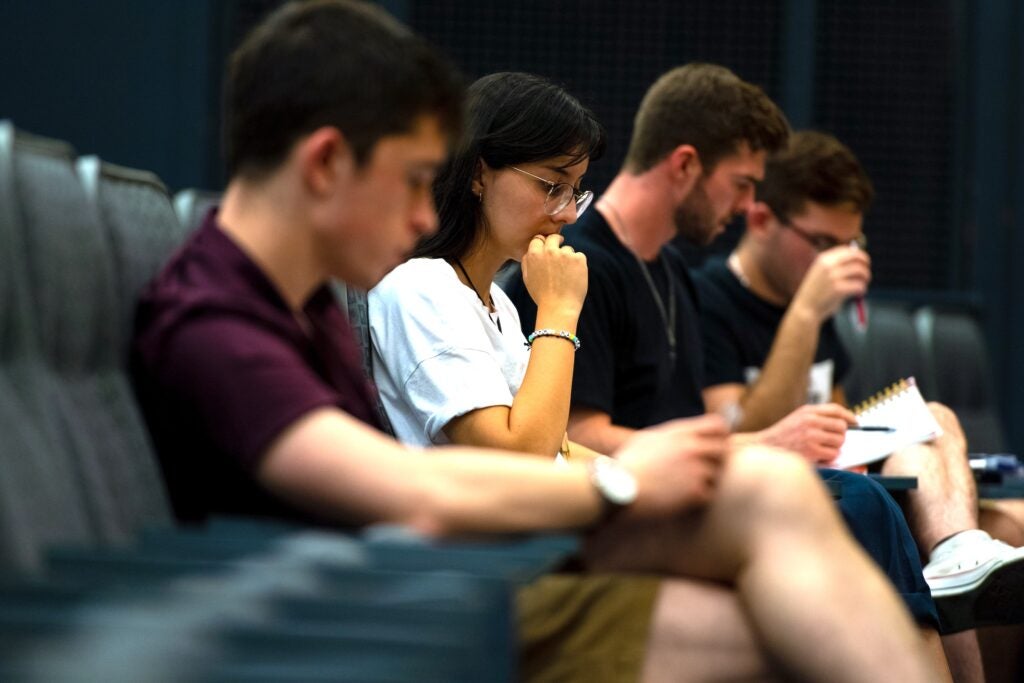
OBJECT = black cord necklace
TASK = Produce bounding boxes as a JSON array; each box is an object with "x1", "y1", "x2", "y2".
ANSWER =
[
  {"x1": 453, "y1": 258, "x2": 502, "y2": 333},
  {"x1": 602, "y1": 202, "x2": 676, "y2": 368}
]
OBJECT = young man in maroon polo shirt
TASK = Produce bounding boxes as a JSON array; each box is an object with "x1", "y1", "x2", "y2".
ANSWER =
[{"x1": 131, "y1": 2, "x2": 940, "y2": 680}]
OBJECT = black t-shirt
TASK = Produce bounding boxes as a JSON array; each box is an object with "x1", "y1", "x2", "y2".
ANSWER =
[
  {"x1": 692, "y1": 257, "x2": 851, "y2": 402},
  {"x1": 502, "y1": 210, "x2": 706, "y2": 428}
]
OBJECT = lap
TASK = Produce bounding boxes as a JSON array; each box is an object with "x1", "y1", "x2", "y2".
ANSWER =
[{"x1": 518, "y1": 573, "x2": 660, "y2": 683}]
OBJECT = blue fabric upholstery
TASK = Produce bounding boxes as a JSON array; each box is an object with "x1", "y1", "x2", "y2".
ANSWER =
[{"x1": 914, "y1": 306, "x2": 1006, "y2": 452}]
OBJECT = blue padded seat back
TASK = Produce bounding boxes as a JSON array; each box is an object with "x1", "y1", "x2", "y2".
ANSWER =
[
  {"x1": 337, "y1": 282, "x2": 396, "y2": 436},
  {"x1": 6, "y1": 125, "x2": 172, "y2": 559},
  {"x1": 835, "y1": 300, "x2": 933, "y2": 405},
  {"x1": 173, "y1": 187, "x2": 221, "y2": 234},
  {"x1": 914, "y1": 306, "x2": 1006, "y2": 452},
  {"x1": 76, "y1": 157, "x2": 189, "y2": 356},
  {"x1": 0, "y1": 122, "x2": 95, "y2": 571}
]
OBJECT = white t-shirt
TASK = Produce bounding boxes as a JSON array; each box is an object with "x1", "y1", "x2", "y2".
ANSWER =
[{"x1": 368, "y1": 258, "x2": 529, "y2": 447}]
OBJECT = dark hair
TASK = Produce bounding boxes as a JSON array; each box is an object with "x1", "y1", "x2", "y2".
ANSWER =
[
  {"x1": 758, "y1": 131, "x2": 875, "y2": 222},
  {"x1": 414, "y1": 72, "x2": 606, "y2": 261},
  {"x1": 625, "y1": 63, "x2": 790, "y2": 173},
  {"x1": 224, "y1": 0, "x2": 463, "y2": 179}
]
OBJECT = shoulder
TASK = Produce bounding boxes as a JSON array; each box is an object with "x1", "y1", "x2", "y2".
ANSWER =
[
  {"x1": 370, "y1": 258, "x2": 462, "y2": 315},
  {"x1": 691, "y1": 258, "x2": 740, "y2": 308},
  {"x1": 373, "y1": 258, "x2": 454, "y2": 297}
]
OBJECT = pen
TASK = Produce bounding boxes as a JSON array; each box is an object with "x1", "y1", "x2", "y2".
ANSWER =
[
  {"x1": 848, "y1": 425, "x2": 895, "y2": 433},
  {"x1": 849, "y1": 239, "x2": 868, "y2": 332}
]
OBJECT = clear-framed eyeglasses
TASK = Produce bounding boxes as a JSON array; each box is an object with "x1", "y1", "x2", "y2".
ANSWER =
[
  {"x1": 781, "y1": 218, "x2": 869, "y2": 253},
  {"x1": 508, "y1": 166, "x2": 594, "y2": 217}
]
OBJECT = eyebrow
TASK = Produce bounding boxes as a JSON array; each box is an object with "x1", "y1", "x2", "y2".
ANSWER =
[{"x1": 541, "y1": 165, "x2": 588, "y2": 185}]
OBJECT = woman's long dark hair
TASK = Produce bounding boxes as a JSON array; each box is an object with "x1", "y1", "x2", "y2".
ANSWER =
[{"x1": 414, "y1": 72, "x2": 606, "y2": 261}]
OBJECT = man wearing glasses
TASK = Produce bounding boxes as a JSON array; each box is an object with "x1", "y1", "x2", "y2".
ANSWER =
[{"x1": 694, "y1": 130, "x2": 1024, "y2": 680}]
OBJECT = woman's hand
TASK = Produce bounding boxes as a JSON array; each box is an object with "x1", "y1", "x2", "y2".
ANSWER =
[{"x1": 521, "y1": 234, "x2": 588, "y2": 320}]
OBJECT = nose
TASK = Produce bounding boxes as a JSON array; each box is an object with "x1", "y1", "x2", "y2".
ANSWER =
[
  {"x1": 552, "y1": 199, "x2": 580, "y2": 226},
  {"x1": 733, "y1": 184, "x2": 756, "y2": 215},
  {"x1": 412, "y1": 192, "x2": 439, "y2": 237}
]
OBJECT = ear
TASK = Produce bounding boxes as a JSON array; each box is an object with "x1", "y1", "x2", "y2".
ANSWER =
[
  {"x1": 471, "y1": 158, "x2": 488, "y2": 198},
  {"x1": 297, "y1": 126, "x2": 354, "y2": 196},
  {"x1": 666, "y1": 144, "x2": 703, "y2": 198}
]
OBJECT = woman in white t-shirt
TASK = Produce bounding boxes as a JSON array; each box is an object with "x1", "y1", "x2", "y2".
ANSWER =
[{"x1": 369, "y1": 72, "x2": 604, "y2": 458}]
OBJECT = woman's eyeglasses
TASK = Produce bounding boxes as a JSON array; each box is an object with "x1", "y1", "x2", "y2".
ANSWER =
[{"x1": 508, "y1": 166, "x2": 594, "y2": 217}]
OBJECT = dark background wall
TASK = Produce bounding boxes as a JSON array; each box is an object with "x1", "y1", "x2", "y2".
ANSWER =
[{"x1": 2, "y1": 0, "x2": 1022, "y2": 453}]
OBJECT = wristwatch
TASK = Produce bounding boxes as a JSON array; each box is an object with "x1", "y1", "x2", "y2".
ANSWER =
[{"x1": 586, "y1": 455, "x2": 638, "y2": 523}]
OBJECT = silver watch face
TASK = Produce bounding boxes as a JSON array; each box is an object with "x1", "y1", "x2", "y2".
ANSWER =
[{"x1": 593, "y1": 457, "x2": 638, "y2": 506}]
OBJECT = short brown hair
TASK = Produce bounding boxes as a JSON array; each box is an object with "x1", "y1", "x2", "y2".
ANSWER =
[
  {"x1": 225, "y1": 0, "x2": 463, "y2": 179},
  {"x1": 758, "y1": 131, "x2": 875, "y2": 222},
  {"x1": 624, "y1": 63, "x2": 790, "y2": 173}
]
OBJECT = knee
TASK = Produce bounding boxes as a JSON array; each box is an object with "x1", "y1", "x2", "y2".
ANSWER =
[
  {"x1": 724, "y1": 446, "x2": 835, "y2": 524},
  {"x1": 927, "y1": 402, "x2": 966, "y2": 449}
]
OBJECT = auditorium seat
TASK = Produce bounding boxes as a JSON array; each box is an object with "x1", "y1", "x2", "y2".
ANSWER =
[
  {"x1": 834, "y1": 299, "x2": 934, "y2": 405},
  {"x1": 914, "y1": 306, "x2": 1007, "y2": 453},
  {"x1": 172, "y1": 187, "x2": 221, "y2": 234}
]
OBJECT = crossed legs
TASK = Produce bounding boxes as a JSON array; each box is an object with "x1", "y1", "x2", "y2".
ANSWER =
[{"x1": 584, "y1": 445, "x2": 941, "y2": 683}]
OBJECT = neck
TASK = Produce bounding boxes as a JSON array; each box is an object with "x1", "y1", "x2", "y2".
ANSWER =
[
  {"x1": 453, "y1": 243, "x2": 504, "y2": 309},
  {"x1": 732, "y1": 242, "x2": 789, "y2": 306},
  {"x1": 598, "y1": 171, "x2": 677, "y2": 261},
  {"x1": 218, "y1": 178, "x2": 326, "y2": 311}
]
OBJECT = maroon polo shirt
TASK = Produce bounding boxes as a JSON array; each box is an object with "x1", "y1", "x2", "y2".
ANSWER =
[{"x1": 132, "y1": 209, "x2": 381, "y2": 524}]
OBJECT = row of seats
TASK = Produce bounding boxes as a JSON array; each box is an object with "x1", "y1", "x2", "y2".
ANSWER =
[
  {"x1": 835, "y1": 299, "x2": 1007, "y2": 454},
  {"x1": 0, "y1": 121, "x2": 571, "y2": 681}
]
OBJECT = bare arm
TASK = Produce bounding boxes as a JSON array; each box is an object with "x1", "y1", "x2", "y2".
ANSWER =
[
  {"x1": 730, "y1": 403, "x2": 858, "y2": 465},
  {"x1": 444, "y1": 234, "x2": 587, "y2": 456},
  {"x1": 258, "y1": 407, "x2": 730, "y2": 536},
  {"x1": 568, "y1": 406, "x2": 637, "y2": 455},
  {"x1": 260, "y1": 407, "x2": 603, "y2": 535},
  {"x1": 717, "y1": 247, "x2": 869, "y2": 431}
]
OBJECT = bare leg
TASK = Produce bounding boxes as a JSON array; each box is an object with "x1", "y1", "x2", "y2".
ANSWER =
[
  {"x1": 981, "y1": 500, "x2": 1024, "y2": 546},
  {"x1": 642, "y1": 580, "x2": 778, "y2": 683},
  {"x1": 940, "y1": 631, "x2": 984, "y2": 683},
  {"x1": 978, "y1": 624, "x2": 1024, "y2": 683},
  {"x1": 585, "y1": 446, "x2": 939, "y2": 683},
  {"x1": 880, "y1": 403, "x2": 976, "y2": 554}
]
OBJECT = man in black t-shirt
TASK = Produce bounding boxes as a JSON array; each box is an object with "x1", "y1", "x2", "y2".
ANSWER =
[
  {"x1": 510, "y1": 208, "x2": 706, "y2": 430},
  {"x1": 505, "y1": 65, "x2": 859, "y2": 463},
  {"x1": 697, "y1": 131, "x2": 1024, "y2": 677},
  {"x1": 694, "y1": 254, "x2": 852, "y2": 409}
]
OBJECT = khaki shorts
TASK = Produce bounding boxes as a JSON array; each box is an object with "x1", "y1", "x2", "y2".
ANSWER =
[{"x1": 518, "y1": 573, "x2": 661, "y2": 683}]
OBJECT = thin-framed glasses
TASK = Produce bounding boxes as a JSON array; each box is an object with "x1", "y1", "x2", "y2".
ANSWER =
[
  {"x1": 781, "y1": 218, "x2": 868, "y2": 252},
  {"x1": 508, "y1": 166, "x2": 594, "y2": 217}
]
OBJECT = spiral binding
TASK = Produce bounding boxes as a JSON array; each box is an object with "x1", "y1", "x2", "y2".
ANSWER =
[{"x1": 852, "y1": 377, "x2": 916, "y2": 415}]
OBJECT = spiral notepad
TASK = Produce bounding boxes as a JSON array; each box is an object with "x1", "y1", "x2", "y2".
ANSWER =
[{"x1": 833, "y1": 377, "x2": 943, "y2": 469}]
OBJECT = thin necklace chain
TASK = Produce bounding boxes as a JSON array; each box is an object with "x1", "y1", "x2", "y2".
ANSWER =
[
  {"x1": 453, "y1": 258, "x2": 502, "y2": 332},
  {"x1": 601, "y1": 201, "x2": 676, "y2": 365}
]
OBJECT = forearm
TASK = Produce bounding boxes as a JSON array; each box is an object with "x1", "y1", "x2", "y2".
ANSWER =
[
  {"x1": 418, "y1": 447, "x2": 603, "y2": 534},
  {"x1": 566, "y1": 439, "x2": 605, "y2": 460},
  {"x1": 501, "y1": 301, "x2": 580, "y2": 455},
  {"x1": 259, "y1": 408, "x2": 603, "y2": 536},
  {"x1": 568, "y1": 409, "x2": 636, "y2": 454},
  {"x1": 737, "y1": 305, "x2": 821, "y2": 430}
]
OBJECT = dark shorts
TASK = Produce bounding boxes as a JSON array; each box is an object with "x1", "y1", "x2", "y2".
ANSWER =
[
  {"x1": 518, "y1": 573, "x2": 660, "y2": 682},
  {"x1": 819, "y1": 468, "x2": 940, "y2": 629}
]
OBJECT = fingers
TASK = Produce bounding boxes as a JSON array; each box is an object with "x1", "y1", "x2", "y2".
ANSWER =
[
  {"x1": 807, "y1": 403, "x2": 857, "y2": 425},
  {"x1": 530, "y1": 233, "x2": 565, "y2": 251}
]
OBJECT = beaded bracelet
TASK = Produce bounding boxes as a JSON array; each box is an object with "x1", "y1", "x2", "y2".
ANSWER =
[{"x1": 525, "y1": 329, "x2": 581, "y2": 351}]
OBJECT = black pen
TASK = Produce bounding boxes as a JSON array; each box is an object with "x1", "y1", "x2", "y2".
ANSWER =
[{"x1": 848, "y1": 425, "x2": 895, "y2": 433}]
